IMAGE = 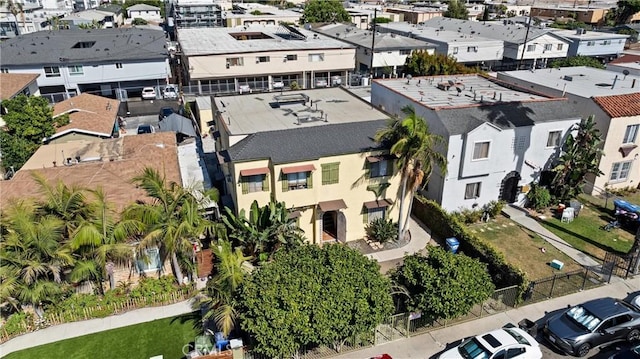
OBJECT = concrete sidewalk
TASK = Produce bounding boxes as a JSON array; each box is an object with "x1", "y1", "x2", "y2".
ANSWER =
[
  {"x1": 333, "y1": 276, "x2": 640, "y2": 359},
  {"x1": 502, "y1": 205, "x2": 600, "y2": 267},
  {"x1": 0, "y1": 300, "x2": 195, "y2": 357}
]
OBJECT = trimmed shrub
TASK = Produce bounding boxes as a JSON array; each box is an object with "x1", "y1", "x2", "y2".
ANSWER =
[
  {"x1": 526, "y1": 183, "x2": 551, "y2": 210},
  {"x1": 366, "y1": 217, "x2": 398, "y2": 243}
]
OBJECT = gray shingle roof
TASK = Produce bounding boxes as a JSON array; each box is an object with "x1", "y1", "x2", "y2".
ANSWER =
[
  {"x1": 227, "y1": 120, "x2": 387, "y2": 164},
  {"x1": 435, "y1": 100, "x2": 579, "y2": 135},
  {"x1": 312, "y1": 23, "x2": 435, "y2": 50},
  {"x1": 0, "y1": 28, "x2": 167, "y2": 66}
]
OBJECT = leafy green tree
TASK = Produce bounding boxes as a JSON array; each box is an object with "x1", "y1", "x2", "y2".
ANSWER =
[
  {"x1": 238, "y1": 244, "x2": 393, "y2": 357},
  {"x1": 131, "y1": 17, "x2": 148, "y2": 25},
  {"x1": 78, "y1": 19, "x2": 101, "y2": 29},
  {"x1": 123, "y1": 168, "x2": 219, "y2": 284},
  {"x1": 301, "y1": 0, "x2": 350, "y2": 23},
  {"x1": 480, "y1": 6, "x2": 490, "y2": 21},
  {"x1": 0, "y1": 201, "x2": 74, "y2": 313},
  {"x1": 550, "y1": 116, "x2": 604, "y2": 202},
  {"x1": 372, "y1": 17, "x2": 392, "y2": 24},
  {"x1": 195, "y1": 240, "x2": 252, "y2": 336},
  {"x1": 222, "y1": 200, "x2": 304, "y2": 263},
  {"x1": 550, "y1": 56, "x2": 605, "y2": 69},
  {"x1": 405, "y1": 50, "x2": 476, "y2": 76},
  {"x1": 443, "y1": 0, "x2": 469, "y2": 20},
  {"x1": 612, "y1": 0, "x2": 640, "y2": 25},
  {"x1": 0, "y1": 95, "x2": 68, "y2": 171},
  {"x1": 375, "y1": 106, "x2": 448, "y2": 240},
  {"x1": 525, "y1": 183, "x2": 551, "y2": 210},
  {"x1": 33, "y1": 174, "x2": 90, "y2": 238},
  {"x1": 391, "y1": 248, "x2": 494, "y2": 320}
]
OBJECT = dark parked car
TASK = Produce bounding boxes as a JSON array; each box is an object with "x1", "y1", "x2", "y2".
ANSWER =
[
  {"x1": 137, "y1": 124, "x2": 156, "y2": 134},
  {"x1": 159, "y1": 107, "x2": 174, "y2": 121},
  {"x1": 608, "y1": 343, "x2": 640, "y2": 358},
  {"x1": 544, "y1": 297, "x2": 640, "y2": 357}
]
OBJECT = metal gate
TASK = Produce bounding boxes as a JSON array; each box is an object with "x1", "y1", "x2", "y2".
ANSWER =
[{"x1": 603, "y1": 251, "x2": 640, "y2": 281}]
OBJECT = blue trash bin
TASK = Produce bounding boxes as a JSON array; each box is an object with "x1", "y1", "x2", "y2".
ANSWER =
[{"x1": 445, "y1": 237, "x2": 459, "y2": 254}]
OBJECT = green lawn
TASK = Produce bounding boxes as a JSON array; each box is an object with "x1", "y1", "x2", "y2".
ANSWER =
[
  {"x1": 4, "y1": 313, "x2": 201, "y2": 359},
  {"x1": 470, "y1": 216, "x2": 582, "y2": 280},
  {"x1": 538, "y1": 195, "x2": 636, "y2": 261}
]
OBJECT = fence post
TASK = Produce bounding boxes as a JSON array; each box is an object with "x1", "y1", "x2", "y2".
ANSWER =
[
  {"x1": 549, "y1": 275, "x2": 557, "y2": 298},
  {"x1": 581, "y1": 268, "x2": 588, "y2": 290}
]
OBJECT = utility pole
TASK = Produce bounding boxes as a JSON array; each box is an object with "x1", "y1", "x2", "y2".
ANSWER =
[
  {"x1": 369, "y1": 8, "x2": 377, "y2": 78},
  {"x1": 518, "y1": 12, "x2": 533, "y2": 70}
]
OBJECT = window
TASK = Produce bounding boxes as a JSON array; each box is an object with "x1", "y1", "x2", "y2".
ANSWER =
[
  {"x1": 610, "y1": 161, "x2": 632, "y2": 182},
  {"x1": 0, "y1": 68, "x2": 8, "y2": 73},
  {"x1": 602, "y1": 40, "x2": 611, "y2": 45},
  {"x1": 256, "y1": 56, "x2": 270, "y2": 63},
  {"x1": 283, "y1": 172, "x2": 312, "y2": 191},
  {"x1": 472, "y1": 141, "x2": 490, "y2": 160},
  {"x1": 587, "y1": 41, "x2": 595, "y2": 46},
  {"x1": 546, "y1": 130, "x2": 562, "y2": 147},
  {"x1": 367, "y1": 207, "x2": 385, "y2": 223},
  {"x1": 68, "y1": 65, "x2": 83, "y2": 75},
  {"x1": 370, "y1": 159, "x2": 393, "y2": 178},
  {"x1": 452, "y1": 47, "x2": 459, "y2": 54},
  {"x1": 623, "y1": 124, "x2": 639, "y2": 144},
  {"x1": 308, "y1": 53, "x2": 325, "y2": 62},
  {"x1": 467, "y1": 46, "x2": 478, "y2": 52},
  {"x1": 72, "y1": 41, "x2": 95, "y2": 48},
  {"x1": 544, "y1": 44, "x2": 553, "y2": 51},
  {"x1": 465, "y1": 182, "x2": 481, "y2": 199},
  {"x1": 557, "y1": 43, "x2": 563, "y2": 50},
  {"x1": 526, "y1": 44, "x2": 536, "y2": 52},
  {"x1": 321, "y1": 162, "x2": 340, "y2": 185},
  {"x1": 136, "y1": 247, "x2": 161, "y2": 273},
  {"x1": 399, "y1": 49, "x2": 411, "y2": 55},
  {"x1": 44, "y1": 66, "x2": 60, "y2": 77},
  {"x1": 285, "y1": 54, "x2": 297, "y2": 61},
  {"x1": 115, "y1": 63, "x2": 123, "y2": 69},
  {"x1": 226, "y1": 57, "x2": 243, "y2": 66},
  {"x1": 241, "y1": 174, "x2": 268, "y2": 194}
]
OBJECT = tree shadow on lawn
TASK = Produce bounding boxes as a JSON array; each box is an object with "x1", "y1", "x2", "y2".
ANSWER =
[
  {"x1": 539, "y1": 219, "x2": 625, "y2": 259},
  {"x1": 170, "y1": 311, "x2": 203, "y2": 333}
]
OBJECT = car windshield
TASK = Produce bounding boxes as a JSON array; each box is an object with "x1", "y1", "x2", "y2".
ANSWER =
[
  {"x1": 504, "y1": 328, "x2": 531, "y2": 346},
  {"x1": 458, "y1": 338, "x2": 491, "y2": 359},
  {"x1": 566, "y1": 306, "x2": 601, "y2": 331}
]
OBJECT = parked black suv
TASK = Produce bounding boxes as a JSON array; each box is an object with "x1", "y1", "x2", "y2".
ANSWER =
[
  {"x1": 159, "y1": 107, "x2": 174, "y2": 121},
  {"x1": 544, "y1": 297, "x2": 640, "y2": 357}
]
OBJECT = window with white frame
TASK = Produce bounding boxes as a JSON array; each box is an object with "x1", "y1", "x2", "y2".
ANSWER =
[
  {"x1": 452, "y1": 47, "x2": 459, "y2": 54},
  {"x1": 308, "y1": 53, "x2": 325, "y2": 62},
  {"x1": 472, "y1": 141, "x2": 490, "y2": 160},
  {"x1": 399, "y1": 49, "x2": 411, "y2": 55},
  {"x1": 557, "y1": 44, "x2": 563, "y2": 51},
  {"x1": 623, "y1": 124, "x2": 639, "y2": 144},
  {"x1": 526, "y1": 44, "x2": 536, "y2": 52},
  {"x1": 610, "y1": 161, "x2": 632, "y2": 182},
  {"x1": 370, "y1": 159, "x2": 393, "y2": 177},
  {"x1": 44, "y1": 66, "x2": 60, "y2": 77},
  {"x1": 465, "y1": 182, "x2": 481, "y2": 199},
  {"x1": 367, "y1": 207, "x2": 386, "y2": 223},
  {"x1": 256, "y1": 56, "x2": 270, "y2": 63},
  {"x1": 115, "y1": 62, "x2": 123, "y2": 69},
  {"x1": 285, "y1": 54, "x2": 297, "y2": 61},
  {"x1": 0, "y1": 68, "x2": 8, "y2": 73},
  {"x1": 243, "y1": 175, "x2": 265, "y2": 193},
  {"x1": 287, "y1": 172, "x2": 309, "y2": 190},
  {"x1": 226, "y1": 57, "x2": 243, "y2": 66},
  {"x1": 68, "y1": 65, "x2": 84, "y2": 75},
  {"x1": 467, "y1": 46, "x2": 478, "y2": 52},
  {"x1": 544, "y1": 44, "x2": 553, "y2": 51},
  {"x1": 136, "y1": 247, "x2": 161, "y2": 273},
  {"x1": 587, "y1": 41, "x2": 595, "y2": 46},
  {"x1": 546, "y1": 130, "x2": 562, "y2": 147},
  {"x1": 602, "y1": 40, "x2": 611, "y2": 45}
]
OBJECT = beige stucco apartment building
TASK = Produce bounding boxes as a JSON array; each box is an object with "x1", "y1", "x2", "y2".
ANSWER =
[{"x1": 203, "y1": 87, "x2": 410, "y2": 244}]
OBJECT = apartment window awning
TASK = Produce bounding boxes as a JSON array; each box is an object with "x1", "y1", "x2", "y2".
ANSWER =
[
  {"x1": 620, "y1": 144, "x2": 638, "y2": 157},
  {"x1": 366, "y1": 154, "x2": 395, "y2": 163},
  {"x1": 318, "y1": 199, "x2": 347, "y2": 212},
  {"x1": 240, "y1": 167, "x2": 269, "y2": 176},
  {"x1": 287, "y1": 210, "x2": 301, "y2": 219},
  {"x1": 281, "y1": 164, "x2": 316, "y2": 174},
  {"x1": 363, "y1": 199, "x2": 393, "y2": 209}
]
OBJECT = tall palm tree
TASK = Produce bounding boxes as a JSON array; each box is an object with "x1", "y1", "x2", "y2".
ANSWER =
[
  {"x1": 123, "y1": 168, "x2": 218, "y2": 285},
  {"x1": 0, "y1": 201, "x2": 74, "y2": 313},
  {"x1": 69, "y1": 188, "x2": 142, "y2": 293},
  {"x1": 34, "y1": 173, "x2": 90, "y2": 239},
  {"x1": 375, "y1": 106, "x2": 448, "y2": 239},
  {"x1": 194, "y1": 239, "x2": 252, "y2": 336}
]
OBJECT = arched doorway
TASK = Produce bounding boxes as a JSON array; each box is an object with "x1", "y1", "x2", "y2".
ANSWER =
[
  {"x1": 321, "y1": 211, "x2": 347, "y2": 243},
  {"x1": 500, "y1": 171, "x2": 521, "y2": 203}
]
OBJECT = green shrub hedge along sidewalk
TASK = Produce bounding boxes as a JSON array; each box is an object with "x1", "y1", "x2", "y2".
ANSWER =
[{"x1": 3, "y1": 313, "x2": 200, "y2": 359}]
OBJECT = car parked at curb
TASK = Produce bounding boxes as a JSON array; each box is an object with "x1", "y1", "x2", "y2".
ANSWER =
[
  {"x1": 137, "y1": 124, "x2": 156, "y2": 134},
  {"x1": 163, "y1": 85, "x2": 178, "y2": 100},
  {"x1": 159, "y1": 107, "x2": 174, "y2": 121},
  {"x1": 438, "y1": 325, "x2": 542, "y2": 359},
  {"x1": 141, "y1": 87, "x2": 157, "y2": 100},
  {"x1": 543, "y1": 297, "x2": 640, "y2": 357}
]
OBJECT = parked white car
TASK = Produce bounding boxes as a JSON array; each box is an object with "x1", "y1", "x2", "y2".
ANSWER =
[
  {"x1": 439, "y1": 325, "x2": 542, "y2": 359},
  {"x1": 163, "y1": 85, "x2": 178, "y2": 100},
  {"x1": 141, "y1": 87, "x2": 157, "y2": 100}
]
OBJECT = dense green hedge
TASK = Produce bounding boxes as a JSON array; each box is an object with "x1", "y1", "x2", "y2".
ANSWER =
[{"x1": 413, "y1": 196, "x2": 528, "y2": 293}]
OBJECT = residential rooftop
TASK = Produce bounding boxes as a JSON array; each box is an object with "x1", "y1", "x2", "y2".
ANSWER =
[
  {"x1": 378, "y1": 22, "x2": 501, "y2": 44},
  {"x1": 60, "y1": 9, "x2": 117, "y2": 22},
  {"x1": 0, "y1": 132, "x2": 181, "y2": 211},
  {"x1": 551, "y1": 29, "x2": 629, "y2": 40},
  {"x1": 593, "y1": 93, "x2": 640, "y2": 118},
  {"x1": 0, "y1": 28, "x2": 168, "y2": 66},
  {"x1": 497, "y1": 66, "x2": 640, "y2": 98},
  {"x1": 127, "y1": 4, "x2": 160, "y2": 11},
  {"x1": 420, "y1": 17, "x2": 558, "y2": 44},
  {"x1": 372, "y1": 74, "x2": 547, "y2": 110},
  {"x1": 311, "y1": 23, "x2": 435, "y2": 50},
  {"x1": 51, "y1": 93, "x2": 120, "y2": 139},
  {"x1": 0, "y1": 73, "x2": 39, "y2": 100},
  {"x1": 178, "y1": 24, "x2": 355, "y2": 56},
  {"x1": 225, "y1": 3, "x2": 301, "y2": 19},
  {"x1": 213, "y1": 87, "x2": 390, "y2": 135}
]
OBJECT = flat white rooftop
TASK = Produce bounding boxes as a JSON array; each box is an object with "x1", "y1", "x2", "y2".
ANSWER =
[
  {"x1": 551, "y1": 29, "x2": 629, "y2": 40},
  {"x1": 313, "y1": 23, "x2": 435, "y2": 49},
  {"x1": 374, "y1": 74, "x2": 547, "y2": 109},
  {"x1": 214, "y1": 87, "x2": 389, "y2": 135},
  {"x1": 378, "y1": 22, "x2": 501, "y2": 44},
  {"x1": 225, "y1": 3, "x2": 300, "y2": 19},
  {"x1": 498, "y1": 66, "x2": 640, "y2": 98},
  {"x1": 179, "y1": 24, "x2": 355, "y2": 56}
]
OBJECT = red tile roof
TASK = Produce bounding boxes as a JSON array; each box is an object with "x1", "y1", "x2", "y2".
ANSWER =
[
  {"x1": 609, "y1": 54, "x2": 640, "y2": 65},
  {"x1": 0, "y1": 73, "x2": 40, "y2": 100},
  {"x1": 593, "y1": 93, "x2": 640, "y2": 118}
]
